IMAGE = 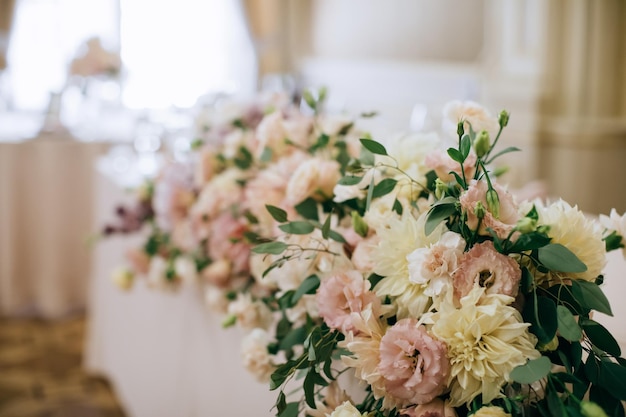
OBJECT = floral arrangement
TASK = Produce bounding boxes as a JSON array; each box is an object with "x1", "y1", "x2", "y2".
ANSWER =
[
  {"x1": 105, "y1": 92, "x2": 626, "y2": 417},
  {"x1": 69, "y1": 37, "x2": 122, "y2": 78}
]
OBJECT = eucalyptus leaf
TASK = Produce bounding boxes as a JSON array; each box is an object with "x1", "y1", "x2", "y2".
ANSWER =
[
  {"x1": 556, "y1": 305, "x2": 583, "y2": 342},
  {"x1": 510, "y1": 356, "x2": 552, "y2": 384},
  {"x1": 425, "y1": 202, "x2": 457, "y2": 236},
  {"x1": 523, "y1": 295, "x2": 558, "y2": 344},
  {"x1": 597, "y1": 361, "x2": 626, "y2": 400},
  {"x1": 537, "y1": 244, "x2": 587, "y2": 273},
  {"x1": 252, "y1": 241, "x2": 288, "y2": 255},
  {"x1": 266, "y1": 205, "x2": 288, "y2": 223},
  {"x1": 338, "y1": 175, "x2": 363, "y2": 186},
  {"x1": 571, "y1": 280, "x2": 612, "y2": 316},
  {"x1": 371, "y1": 178, "x2": 398, "y2": 199},
  {"x1": 279, "y1": 221, "x2": 315, "y2": 235},
  {"x1": 328, "y1": 230, "x2": 347, "y2": 243},
  {"x1": 485, "y1": 146, "x2": 521, "y2": 164},
  {"x1": 294, "y1": 198, "x2": 319, "y2": 221},
  {"x1": 278, "y1": 402, "x2": 299, "y2": 417},
  {"x1": 581, "y1": 319, "x2": 621, "y2": 357},
  {"x1": 359, "y1": 138, "x2": 388, "y2": 156},
  {"x1": 321, "y1": 214, "x2": 331, "y2": 239},
  {"x1": 292, "y1": 275, "x2": 320, "y2": 304}
]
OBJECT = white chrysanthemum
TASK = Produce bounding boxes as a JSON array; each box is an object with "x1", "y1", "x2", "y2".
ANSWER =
[
  {"x1": 599, "y1": 208, "x2": 626, "y2": 258},
  {"x1": 537, "y1": 200, "x2": 606, "y2": 281},
  {"x1": 241, "y1": 328, "x2": 275, "y2": 383},
  {"x1": 424, "y1": 287, "x2": 540, "y2": 407},
  {"x1": 373, "y1": 212, "x2": 446, "y2": 318}
]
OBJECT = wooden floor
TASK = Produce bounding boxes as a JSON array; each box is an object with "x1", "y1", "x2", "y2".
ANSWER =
[{"x1": 0, "y1": 315, "x2": 127, "y2": 417}]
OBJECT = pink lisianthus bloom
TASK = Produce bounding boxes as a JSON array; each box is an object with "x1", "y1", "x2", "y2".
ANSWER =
[
  {"x1": 207, "y1": 213, "x2": 251, "y2": 277},
  {"x1": 401, "y1": 398, "x2": 458, "y2": 417},
  {"x1": 351, "y1": 234, "x2": 381, "y2": 275},
  {"x1": 254, "y1": 111, "x2": 313, "y2": 159},
  {"x1": 460, "y1": 179, "x2": 520, "y2": 240},
  {"x1": 316, "y1": 270, "x2": 381, "y2": 334},
  {"x1": 452, "y1": 240, "x2": 521, "y2": 303},
  {"x1": 378, "y1": 319, "x2": 450, "y2": 407},
  {"x1": 425, "y1": 149, "x2": 477, "y2": 183},
  {"x1": 285, "y1": 157, "x2": 341, "y2": 205}
]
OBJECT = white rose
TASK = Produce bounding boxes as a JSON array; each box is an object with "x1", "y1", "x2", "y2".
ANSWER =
[{"x1": 329, "y1": 401, "x2": 365, "y2": 417}]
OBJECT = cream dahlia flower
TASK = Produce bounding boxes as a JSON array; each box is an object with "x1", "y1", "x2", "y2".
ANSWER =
[
  {"x1": 424, "y1": 287, "x2": 540, "y2": 407},
  {"x1": 373, "y1": 212, "x2": 445, "y2": 319},
  {"x1": 537, "y1": 200, "x2": 606, "y2": 282}
]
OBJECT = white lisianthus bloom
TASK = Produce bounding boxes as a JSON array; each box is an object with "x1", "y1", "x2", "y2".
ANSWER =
[
  {"x1": 174, "y1": 256, "x2": 198, "y2": 284},
  {"x1": 203, "y1": 285, "x2": 228, "y2": 313},
  {"x1": 328, "y1": 401, "x2": 366, "y2": 417},
  {"x1": 424, "y1": 286, "x2": 540, "y2": 407},
  {"x1": 407, "y1": 231, "x2": 465, "y2": 300},
  {"x1": 442, "y1": 100, "x2": 500, "y2": 139},
  {"x1": 373, "y1": 212, "x2": 445, "y2": 319},
  {"x1": 599, "y1": 208, "x2": 626, "y2": 258},
  {"x1": 241, "y1": 328, "x2": 275, "y2": 383},
  {"x1": 228, "y1": 293, "x2": 272, "y2": 330},
  {"x1": 536, "y1": 199, "x2": 606, "y2": 282},
  {"x1": 111, "y1": 266, "x2": 134, "y2": 290}
]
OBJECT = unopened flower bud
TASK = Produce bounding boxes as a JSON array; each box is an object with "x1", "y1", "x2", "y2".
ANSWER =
[
  {"x1": 351, "y1": 211, "x2": 369, "y2": 238},
  {"x1": 537, "y1": 225, "x2": 551, "y2": 235},
  {"x1": 580, "y1": 401, "x2": 609, "y2": 417},
  {"x1": 434, "y1": 178, "x2": 449, "y2": 200},
  {"x1": 474, "y1": 130, "x2": 490, "y2": 158},
  {"x1": 515, "y1": 217, "x2": 537, "y2": 233},
  {"x1": 538, "y1": 335, "x2": 559, "y2": 352},
  {"x1": 474, "y1": 201, "x2": 486, "y2": 220},
  {"x1": 486, "y1": 188, "x2": 500, "y2": 219},
  {"x1": 498, "y1": 110, "x2": 510, "y2": 128},
  {"x1": 457, "y1": 120, "x2": 465, "y2": 138}
]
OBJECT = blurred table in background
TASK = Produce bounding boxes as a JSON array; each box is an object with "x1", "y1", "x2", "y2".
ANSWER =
[
  {"x1": 84, "y1": 169, "x2": 275, "y2": 417},
  {"x1": 0, "y1": 128, "x2": 109, "y2": 317}
]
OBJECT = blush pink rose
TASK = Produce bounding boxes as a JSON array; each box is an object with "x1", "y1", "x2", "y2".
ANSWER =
[
  {"x1": 207, "y1": 213, "x2": 251, "y2": 276},
  {"x1": 459, "y1": 179, "x2": 520, "y2": 239},
  {"x1": 316, "y1": 270, "x2": 381, "y2": 334},
  {"x1": 425, "y1": 149, "x2": 477, "y2": 183},
  {"x1": 401, "y1": 398, "x2": 457, "y2": 417},
  {"x1": 378, "y1": 319, "x2": 450, "y2": 406},
  {"x1": 285, "y1": 157, "x2": 341, "y2": 204},
  {"x1": 452, "y1": 240, "x2": 521, "y2": 302}
]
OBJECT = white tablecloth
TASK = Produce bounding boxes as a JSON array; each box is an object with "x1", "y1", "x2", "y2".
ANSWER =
[
  {"x1": 0, "y1": 133, "x2": 108, "y2": 317},
  {"x1": 85, "y1": 171, "x2": 276, "y2": 417}
]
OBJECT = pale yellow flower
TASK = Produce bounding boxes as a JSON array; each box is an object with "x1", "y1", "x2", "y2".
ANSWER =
[
  {"x1": 425, "y1": 287, "x2": 540, "y2": 407},
  {"x1": 328, "y1": 401, "x2": 367, "y2": 417},
  {"x1": 473, "y1": 405, "x2": 511, "y2": 417},
  {"x1": 372, "y1": 212, "x2": 445, "y2": 319},
  {"x1": 537, "y1": 200, "x2": 606, "y2": 282},
  {"x1": 340, "y1": 306, "x2": 388, "y2": 407}
]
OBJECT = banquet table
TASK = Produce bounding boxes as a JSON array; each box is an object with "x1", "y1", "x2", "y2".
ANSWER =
[
  {"x1": 0, "y1": 128, "x2": 108, "y2": 317},
  {"x1": 85, "y1": 169, "x2": 276, "y2": 417}
]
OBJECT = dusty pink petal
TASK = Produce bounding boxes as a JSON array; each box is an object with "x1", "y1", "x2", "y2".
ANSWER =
[
  {"x1": 316, "y1": 270, "x2": 380, "y2": 334},
  {"x1": 425, "y1": 150, "x2": 477, "y2": 183},
  {"x1": 378, "y1": 319, "x2": 450, "y2": 406},
  {"x1": 401, "y1": 398, "x2": 458, "y2": 417},
  {"x1": 452, "y1": 240, "x2": 521, "y2": 302},
  {"x1": 207, "y1": 213, "x2": 251, "y2": 276},
  {"x1": 459, "y1": 179, "x2": 520, "y2": 239}
]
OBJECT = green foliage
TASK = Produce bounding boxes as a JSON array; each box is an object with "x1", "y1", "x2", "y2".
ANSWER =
[{"x1": 511, "y1": 356, "x2": 552, "y2": 383}]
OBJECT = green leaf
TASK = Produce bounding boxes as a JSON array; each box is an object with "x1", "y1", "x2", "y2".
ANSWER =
[
  {"x1": 294, "y1": 198, "x2": 319, "y2": 221},
  {"x1": 597, "y1": 361, "x2": 626, "y2": 400},
  {"x1": 523, "y1": 294, "x2": 558, "y2": 344},
  {"x1": 556, "y1": 305, "x2": 583, "y2": 342},
  {"x1": 485, "y1": 146, "x2": 521, "y2": 164},
  {"x1": 292, "y1": 275, "x2": 320, "y2": 304},
  {"x1": 392, "y1": 198, "x2": 403, "y2": 215},
  {"x1": 279, "y1": 221, "x2": 315, "y2": 235},
  {"x1": 581, "y1": 319, "x2": 621, "y2": 357},
  {"x1": 604, "y1": 230, "x2": 624, "y2": 253},
  {"x1": 338, "y1": 175, "x2": 363, "y2": 186},
  {"x1": 371, "y1": 178, "x2": 398, "y2": 199},
  {"x1": 510, "y1": 356, "x2": 552, "y2": 384},
  {"x1": 328, "y1": 230, "x2": 347, "y2": 243},
  {"x1": 425, "y1": 198, "x2": 457, "y2": 236},
  {"x1": 460, "y1": 134, "x2": 471, "y2": 159},
  {"x1": 304, "y1": 371, "x2": 316, "y2": 408},
  {"x1": 276, "y1": 391, "x2": 286, "y2": 414},
  {"x1": 279, "y1": 326, "x2": 308, "y2": 351},
  {"x1": 537, "y1": 244, "x2": 587, "y2": 273},
  {"x1": 359, "y1": 138, "x2": 388, "y2": 156},
  {"x1": 260, "y1": 146, "x2": 273, "y2": 162},
  {"x1": 321, "y1": 214, "x2": 332, "y2": 239},
  {"x1": 252, "y1": 241, "x2": 288, "y2": 255},
  {"x1": 447, "y1": 147, "x2": 463, "y2": 163},
  {"x1": 506, "y1": 232, "x2": 552, "y2": 253},
  {"x1": 571, "y1": 280, "x2": 613, "y2": 316},
  {"x1": 278, "y1": 402, "x2": 299, "y2": 417},
  {"x1": 266, "y1": 205, "x2": 288, "y2": 223}
]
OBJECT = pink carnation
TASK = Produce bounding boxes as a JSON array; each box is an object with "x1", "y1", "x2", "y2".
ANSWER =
[
  {"x1": 452, "y1": 240, "x2": 521, "y2": 302},
  {"x1": 459, "y1": 179, "x2": 520, "y2": 239},
  {"x1": 316, "y1": 270, "x2": 380, "y2": 334},
  {"x1": 425, "y1": 149, "x2": 477, "y2": 183},
  {"x1": 379, "y1": 319, "x2": 450, "y2": 406}
]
